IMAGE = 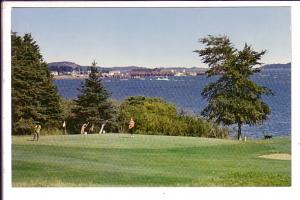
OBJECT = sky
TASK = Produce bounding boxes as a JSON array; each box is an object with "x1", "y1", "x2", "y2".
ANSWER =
[{"x1": 11, "y1": 7, "x2": 291, "y2": 68}]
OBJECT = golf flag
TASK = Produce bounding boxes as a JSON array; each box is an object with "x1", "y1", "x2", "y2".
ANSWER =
[{"x1": 63, "y1": 121, "x2": 66, "y2": 128}]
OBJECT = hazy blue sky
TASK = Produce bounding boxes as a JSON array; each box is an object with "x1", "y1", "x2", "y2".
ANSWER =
[{"x1": 11, "y1": 7, "x2": 291, "y2": 67}]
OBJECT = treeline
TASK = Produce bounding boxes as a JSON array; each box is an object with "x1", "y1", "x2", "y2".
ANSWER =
[
  {"x1": 12, "y1": 32, "x2": 228, "y2": 138},
  {"x1": 61, "y1": 96, "x2": 228, "y2": 138}
]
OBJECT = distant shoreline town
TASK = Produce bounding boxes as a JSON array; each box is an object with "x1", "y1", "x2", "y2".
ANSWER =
[
  {"x1": 49, "y1": 61, "x2": 291, "y2": 80},
  {"x1": 49, "y1": 61, "x2": 208, "y2": 80}
]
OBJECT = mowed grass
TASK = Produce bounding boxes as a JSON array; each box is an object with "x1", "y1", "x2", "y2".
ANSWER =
[{"x1": 12, "y1": 134, "x2": 291, "y2": 187}]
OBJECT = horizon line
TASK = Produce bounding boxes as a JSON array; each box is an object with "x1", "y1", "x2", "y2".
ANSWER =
[{"x1": 47, "y1": 60, "x2": 292, "y2": 69}]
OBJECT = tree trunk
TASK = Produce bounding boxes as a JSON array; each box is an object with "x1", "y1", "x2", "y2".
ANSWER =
[
  {"x1": 237, "y1": 122, "x2": 242, "y2": 140},
  {"x1": 99, "y1": 123, "x2": 106, "y2": 134}
]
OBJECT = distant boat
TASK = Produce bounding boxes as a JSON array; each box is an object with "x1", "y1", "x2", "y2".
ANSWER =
[
  {"x1": 156, "y1": 76, "x2": 170, "y2": 81},
  {"x1": 133, "y1": 76, "x2": 145, "y2": 80},
  {"x1": 174, "y1": 72, "x2": 186, "y2": 77}
]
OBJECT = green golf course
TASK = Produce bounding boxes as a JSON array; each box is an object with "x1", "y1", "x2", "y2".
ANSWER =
[{"x1": 12, "y1": 134, "x2": 291, "y2": 187}]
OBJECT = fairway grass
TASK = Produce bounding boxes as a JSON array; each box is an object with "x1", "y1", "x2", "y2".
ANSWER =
[{"x1": 12, "y1": 134, "x2": 291, "y2": 187}]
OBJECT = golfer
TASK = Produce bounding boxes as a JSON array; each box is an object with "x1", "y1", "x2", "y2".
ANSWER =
[
  {"x1": 81, "y1": 122, "x2": 89, "y2": 135},
  {"x1": 33, "y1": 123, "x2": 41, "y2": 141},
  {"x1": 128, "y1": 118, "x2": 135, "y2": 137}
]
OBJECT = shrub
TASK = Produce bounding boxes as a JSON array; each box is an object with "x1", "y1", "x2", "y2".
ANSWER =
[
  {"x1": 117, "y1": 96, "x2": 228, "y2": 138},
  {"x1": 39, "y1": 128, "x2": 64, "y2": 135},
  {"x1": 206, "y1": 124, "x2": 229, "y2": 139},
  {"x1": 13, "y1": 118, "x2": 35, "y2": 135},
  {"x1": 12, "y1": 118, "x2": 65, "y2": 136}
]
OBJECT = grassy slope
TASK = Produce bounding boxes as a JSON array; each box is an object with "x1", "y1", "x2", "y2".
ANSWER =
[{"x1": 12, "y1": 134, "x2": 291, "y2": 187}]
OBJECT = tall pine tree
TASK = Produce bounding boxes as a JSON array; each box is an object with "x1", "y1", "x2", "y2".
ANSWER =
[
  {"x1": 194, "y1": 35, "x2": 272, "y2": 140},
  {"x1": 12, "y1": 33, "x2": 63, "y2": 134},
  {"x1": 71, "y1": 61, "x2": 116, "y2": 134}
]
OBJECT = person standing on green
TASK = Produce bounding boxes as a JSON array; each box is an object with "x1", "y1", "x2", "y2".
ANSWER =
[
  {"x1": 81, "y1": 122, "x2": 89, "y2": 135},
  {"x1": 33, "y1": 123, "x2": 41, "y2": 141},
  {"x1": 128, "y1": 118, "x2": 135, "y2": 137}
]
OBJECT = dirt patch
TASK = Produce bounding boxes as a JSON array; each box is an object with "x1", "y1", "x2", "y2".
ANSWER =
[{"x1": 259, "y1": 153, "x2": 291, "y2": 160}]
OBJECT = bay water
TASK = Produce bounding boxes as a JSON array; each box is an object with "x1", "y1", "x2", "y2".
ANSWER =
[{"x1": 53, "y1": 68, "x2": 291, "y2": 138}]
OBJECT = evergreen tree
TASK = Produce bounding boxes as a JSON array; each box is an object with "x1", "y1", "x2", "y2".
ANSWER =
[
  {"x1": 12, "y1": 33, "x2": 63, "y2": 134},
  {"x1": 71, "y1": 61, "x2": 116, "y2": 134},
  {"x1": 194, "y1": 35, "x2": 273, "y2": 140}
]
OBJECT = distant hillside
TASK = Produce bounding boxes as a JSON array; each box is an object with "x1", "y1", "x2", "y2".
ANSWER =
[
  {"x1": 48, "y1": 61, "x2": 84, "y2": 72},
  {"x1": 103, "y1": 66, "x2": 149, "y2": 72},
  {"x1": 48, "y1": 61, "x2": 81, "y2": 68},
  {"x1": 48, "y1": 61, "x2": 290, "y2": 73},
  {"x1": 48, "y1": 62, "x2": 147, "y2": 72},
  {"x1": 261, "y1": 63, "x2": 291, "y2": 70},
  {"x1": 48, "y1": 62, "x2": 206, "y2": 71},
  {"x1": 164, "y1": 67, "x2": 208, "y2": 72}
]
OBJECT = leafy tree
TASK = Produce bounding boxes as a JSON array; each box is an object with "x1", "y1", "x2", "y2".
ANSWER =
[
  {"x1": 117, "y1": 96, "x2": 228, "y2": 138},
  {"x1": 12, "y1": 32, "x2": 63, "y2": 134},
  {"x1": 71, "y1": 61, "x2": 117, "y2": 134},
  {"x1": 194, "y1": 35, "x2": 272, "y2": 140}
]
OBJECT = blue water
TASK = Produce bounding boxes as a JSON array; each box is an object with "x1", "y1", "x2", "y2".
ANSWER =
[{"x1": 53, "y1": 68, "x2": 291, "y2": 138}]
